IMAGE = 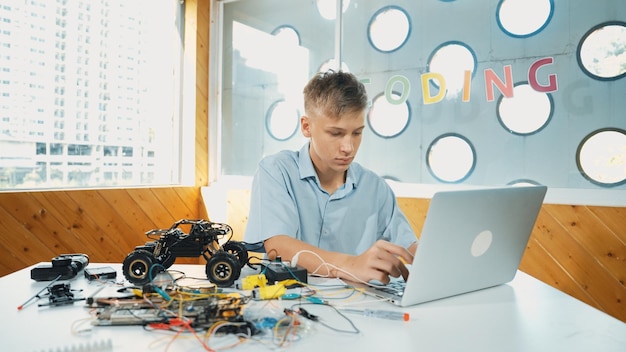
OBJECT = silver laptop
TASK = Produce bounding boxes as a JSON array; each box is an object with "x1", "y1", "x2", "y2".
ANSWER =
[{"x1": 353, "y1": 185, "x2": 547, "y2": 307}]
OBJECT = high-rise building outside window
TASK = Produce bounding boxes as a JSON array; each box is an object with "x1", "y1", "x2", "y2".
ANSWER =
[{"x1": 0, "y1": 0, "x2": 185, "y2": 189}]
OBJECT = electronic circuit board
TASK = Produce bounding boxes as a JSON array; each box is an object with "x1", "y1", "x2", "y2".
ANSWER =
[{"x1": 92, "y1": 293, "x2": 250, "y2": 327}]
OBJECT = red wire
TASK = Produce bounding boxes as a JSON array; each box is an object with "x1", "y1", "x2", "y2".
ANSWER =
[{"x1": 160, "y1": 318, "x2": 216, "y2": 352}]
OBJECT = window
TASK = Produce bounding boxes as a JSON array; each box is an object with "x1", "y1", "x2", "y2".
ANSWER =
[
  {"x1": 368, "y1": 6, "x2": 411, "y2": 53},
  {"x1": 214, "y1": 0, "x2": 626, "y2": 205},
  {"x1": 577, "y1": 21, "x2": 626, "y2": 81},
  {"x1": 577, "y1": 128, "x2": 626, "y2": 187},
  {"x1": 0, "y1": 0, "x2": 185, "y2": 190},
  {"x1": 427, "y1": 133, "x2": 476, "y2": 183},
  {"x1": 368, "y1": 91, "x2": 411, "y2": 139},
  {"x1": 427, "y1": 41, "x2": 477, "y2": 98},
  {"x1": 265, "y1": 100, "x2": 300, "y2": 141},
  {"x1": 497, "y1": 82, "x2": 553, "y2": 135},
  {"x1": 316, "y1": 0, "x2": 349, "y2": 21},
  {"x1": 271, "y1": 25, "x2": 301, "y2": 47},
  {"x1": 496, "y1": 0, "x2": 554, "y2": 38}
]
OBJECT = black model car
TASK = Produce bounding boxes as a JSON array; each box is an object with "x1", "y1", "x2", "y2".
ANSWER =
[{"x1": 122, "y1": 219, "x2": 248, "y2": 287}]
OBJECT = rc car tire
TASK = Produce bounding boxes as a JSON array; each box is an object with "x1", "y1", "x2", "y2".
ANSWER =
[
  {"x1": 122, "y1": 249, "x2": 158, "y2": 285},
  {"x1": 206, "y1": 252, "x2": 241, "y2": 287},
  {"x1": 222, "y1": 241, "x2": 248, "y2": 266}
]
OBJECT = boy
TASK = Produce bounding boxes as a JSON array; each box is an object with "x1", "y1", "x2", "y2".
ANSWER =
[{"x1": 244, "y1": 70, "x2": 417, "y2": 284}]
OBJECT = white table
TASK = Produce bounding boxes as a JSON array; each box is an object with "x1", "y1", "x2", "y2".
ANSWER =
[{"x1": 2, "y1": 263, "x2": 625, "y2": 351}]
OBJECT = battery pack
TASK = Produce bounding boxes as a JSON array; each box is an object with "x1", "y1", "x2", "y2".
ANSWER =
[{"x1": 84, "y1": 266, "x2": 117, "y2": 281}]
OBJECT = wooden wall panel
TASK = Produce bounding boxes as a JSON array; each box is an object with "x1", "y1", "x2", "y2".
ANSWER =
[
  {"x1": 0, "y1": 187, "x2": 203, "y2": 275},
  {"x1": 97, "y1": 189, "x2": 159, "y2": 240},
  {"x1": 538, "y1": 204, "x2": 625, "y2": 321},
  {"x1": 518, "y1": 234, "x2": 593, "y2": 304},
  {"x1": 0, "y1": 203, "x2": 58, "y2": 266},
  {"x1": 524, "y1": 208, "x2": 606, "y2": 308},
  {"x1": 397, "y1": 197, "x2": 430, "y2": 240}
]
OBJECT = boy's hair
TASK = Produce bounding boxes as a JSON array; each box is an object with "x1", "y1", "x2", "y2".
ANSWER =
[{"x1": 303, "y1": 70, "x2": 368, "y2": 119}]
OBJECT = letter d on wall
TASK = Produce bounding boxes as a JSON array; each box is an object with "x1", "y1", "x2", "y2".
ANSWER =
[{"x1": 421, "y1": 72, "x2": 446, "y2": 104}]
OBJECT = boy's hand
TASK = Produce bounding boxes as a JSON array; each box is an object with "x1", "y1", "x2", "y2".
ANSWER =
[{"x1": 339, "y1": 240, "x2": 414, "y2": 284}]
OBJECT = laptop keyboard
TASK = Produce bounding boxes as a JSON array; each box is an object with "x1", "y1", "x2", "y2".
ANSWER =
[{"x1": 379, "y1": 280, "x2": 406, "y2": 296}]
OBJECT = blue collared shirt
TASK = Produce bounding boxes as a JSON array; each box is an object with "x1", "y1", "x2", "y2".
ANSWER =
[{"x1": 244, "y1": 143, "x2": 417, "y2": 255}]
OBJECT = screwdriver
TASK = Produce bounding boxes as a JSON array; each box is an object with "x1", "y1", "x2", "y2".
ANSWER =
[
  {"x1": 342, "y1": 308, "x2": 410, "y2": 321},
  {"x1": 18, "y1": 274, "x2": 62, "y2": 310}
]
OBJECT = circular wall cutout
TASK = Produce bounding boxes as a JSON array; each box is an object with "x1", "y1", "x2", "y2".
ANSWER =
[
  {"x1": 368, "y1": 6, "x2": 411, "y2": 53},
  {"x1": 266, "y1": 100, "x2": 300, "y2": 141},
  {"x1": 576, "y1": 128, "x2": 626, "y2": 187},
  {"x1": 272, "y1": 25, "x2": 301, "y2": 47},
  {"x1": 577, "y1": 21, "x2": 626, "y2": 81},
  {"x1": 427, "y1": 41, "x2": 477, "y2": 96},
  {"x1": 497, "y1": 82, "x2": 553, "y2": 135},
  {"x1": 318, "y1": 59, "x2": 349, "y2": 73},
  {"x1": 316, "y1": 0, "x2": 350, "y2": 20},
  {"x1": 427, "y1": 133, "x2": 476, "y2": 183},
  {"x1": 368, "y1": 92, "x2": 410, "y2": 138},
  {"x1": 497, "y1": 0, "x2": 554, "y2": 38}
]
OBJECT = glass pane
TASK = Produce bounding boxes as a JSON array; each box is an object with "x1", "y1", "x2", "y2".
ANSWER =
[
  {"x1": 217, "y1": 0, "x2": 626, "y2": 195},
  {"x1": 316, "y1": 0, "x2": 350, "y2": 21},
  {"x1": 578, "y1": 22, "x2": 626, "y2": 80},
  {"x1": 497, "y1": 83, "x2": 553, "y2": 135},
  {"x1": 368, "y1": 6, "x2": 411, "y2": 53},
  {"x1": 427, "y1": 134, "x2": 475, "y2": 183},
  {"x1": 427, "y1": 41, "x2": 476, "y2": 97},
  {"x1": 0, "y1": 0, "x2": 183, "y2": 189},
  {"x1": 497, "y1": 0, "x2": 553, "y2": 37},
  {"x1": 222, "y1": 0, "x2": 321, "y2": 176},
  {"x1": 266, "y1": 100, "x2": 300, "y2": 141},
  {"x1": 318, "y1": 59, "x2": 350, "y2": 73},
  {"x1": 272, "y1": 26, "x2": 301, "y2": 47},
  {"x1": 368, "y1": 92, "x2": 410, "y2": 138},
  {"x1": 577, "y1": 129, "x2": 626, "y2": 187}
]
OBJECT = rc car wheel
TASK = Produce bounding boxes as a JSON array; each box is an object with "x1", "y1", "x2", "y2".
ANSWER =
[
  {"x1": 206, "y1": 252, "x2": 241, "y2": 287},
  {"x1": 222, "y1": 241, "x2": 248, "y2": 266},
  {"x1": 122, "y1": 249, "x2": 158, "y2": 285}
]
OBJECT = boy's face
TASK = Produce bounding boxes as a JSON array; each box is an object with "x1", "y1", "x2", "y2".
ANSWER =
[{"x1": 301, "y1": 109, "x2": 365, "y2": 176}]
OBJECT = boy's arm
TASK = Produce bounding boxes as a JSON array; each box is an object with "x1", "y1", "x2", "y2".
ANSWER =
[{"x1": 264, "y1": 235, "x2": 414, "y2": 284}]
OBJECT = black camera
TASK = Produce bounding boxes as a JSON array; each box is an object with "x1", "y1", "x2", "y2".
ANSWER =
[{"x1": 30, "y1": 254, "x2": 90, "y2": 281}]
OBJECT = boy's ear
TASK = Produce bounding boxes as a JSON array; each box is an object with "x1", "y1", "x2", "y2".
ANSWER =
[{"x1": 301, "y1": 116, "x2": 311, "y2": 137}]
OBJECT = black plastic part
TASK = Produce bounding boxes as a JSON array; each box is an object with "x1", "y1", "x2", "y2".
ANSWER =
[
  {"x1": 264, "y1": 263, "x2": 307, "y2": 284},
  {"x1": 84, "y1": 266, "x2": 117, "y2": 281}
]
